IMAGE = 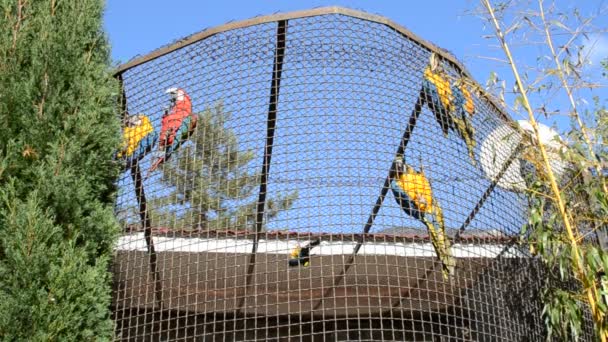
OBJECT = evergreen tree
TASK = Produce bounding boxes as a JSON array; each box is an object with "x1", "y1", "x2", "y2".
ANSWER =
[
  {"x1": 150, "y1": 102, "x2": 297, "y2": 231},
  {"x1": 0, "y1": 0, "x2": 120, "y2": 339}
]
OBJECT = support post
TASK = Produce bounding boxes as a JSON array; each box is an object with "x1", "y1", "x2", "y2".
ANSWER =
[
  {"x1": 118, "y1": 75, "x2": 163, "y2": 309},
  {"x1": 238, "y1": 19, "x2": 288, "y2": 312},
  {"x1": 313, "y1": 88, "x2": 426, "y2": 311},
  {"x1": 129, "y1": 162, "x2": 163, "y2": 308}
]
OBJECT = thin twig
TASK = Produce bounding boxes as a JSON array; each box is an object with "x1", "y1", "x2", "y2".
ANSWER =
[
  {"x1": 481, "y1": 1, "x2": 605, "y2": 340},
  {"x1": 538, "y1": 0, "x2": 608, "y2": 195}
]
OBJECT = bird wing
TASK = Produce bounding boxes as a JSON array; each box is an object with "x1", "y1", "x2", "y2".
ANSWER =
[
  {"x1": 461, "y1": 84, "x2": 475, "y2": 115},
  {"x1": 400, "y1": 170, "x2": 434, "y2": 214},
  {"x1": 130, "y1": 120, "x2": 154, "y2": 156},
  {"x1": 452, "y1": 116, "x2": 477, "y2": 166},
  {"x1": 136, "y1": 121, "x2": 157, "y2": 158},
  {"x1": 423, "y1": 67, "x2": 454, "y2": 136},
  {"x1": 307, "y1": 239, "x2": 321, "y2": 248},
  {"x1": 451, "y1": 84, "x2": 477, "y2": 166},
  {"x1": 391, "y1": 178, "x2": 423, "y2": 220},
  {"x1": 119, "y1": 122, "x2": 149, "y2": 158},
  {"x1": 424, "y1": 67, "x2": 452, "y2": 110},
  {"x1": 117, "y1": 125, "x2": 134, "y2": 158}
]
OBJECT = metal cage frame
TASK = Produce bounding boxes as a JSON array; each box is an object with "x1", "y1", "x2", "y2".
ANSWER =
[{"x1": 110, "y1": 6, "x2": 594, "y2": 341}]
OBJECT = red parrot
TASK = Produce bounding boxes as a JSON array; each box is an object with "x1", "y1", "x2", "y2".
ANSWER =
[{"x1": 148, "y1": 88, "x2": 197, "y2": 175}]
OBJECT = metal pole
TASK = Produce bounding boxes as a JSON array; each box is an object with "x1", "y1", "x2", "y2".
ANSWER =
[
  {"x1": 313, "y1": 88, "x2": 426, "y2": 311},
  {"x1": 118, "y1": 75, "x2": 163, "y2": 309},
  {"x1": 238, "y1": 19, "x2": 288, "y2": 312}
]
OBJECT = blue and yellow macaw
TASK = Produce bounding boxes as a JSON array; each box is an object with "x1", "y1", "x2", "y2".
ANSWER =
[
  {"x1": 117, "y1": 114, "x2": 157, "y2": 167},
  {"x1": 288, "y1": 239, "x2": 321, "y2": 267},
  {"x1": 422, "y1": 53, "x2": 477, "y2": 166},
  {"x1": 390, "y1": 155, "x2": 455, "y2": 280},
  {"x1": 422, "y1": 53, "x2": 455, "y2": 137},
  {"x1": 451, "y1": 78, "x2": 477, "y2": 166}
]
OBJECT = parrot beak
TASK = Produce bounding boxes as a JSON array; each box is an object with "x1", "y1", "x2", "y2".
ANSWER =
[
  {"x1": 131, "y1": 115, "x2": 144, "y2": 126},
  {"x1": 165, "y1": 87, "x2": 179, "y2": 102},
  {"x1": 394, "y1": 156, "x2": 404, "y2": 175},
  {"x1": 429, "y1": 53, "x2": 440, "y2": 72},
  {"x1": 126, "y1": 116, "x2": 137, "y2": 127}
]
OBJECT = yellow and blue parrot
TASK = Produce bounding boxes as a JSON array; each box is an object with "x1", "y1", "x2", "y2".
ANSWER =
[
  {"x1": 422, "y1": 53, "x2": 455, "y2": 137},
  {"x1": 390, "y1": 155, "x2": 455, "y2": 280},
  {"x1": 288, "y1": 239, "x2": 321, "y2": 267},
  {"x1": 422, "y1": 53, "x2": 477, "y2": 166},
  {"x1": 451, "y1": 78, "x2": 477, "y2": 166},
  {"x1": 117, "y1": 114, "x2": 157, "y2": 166}
]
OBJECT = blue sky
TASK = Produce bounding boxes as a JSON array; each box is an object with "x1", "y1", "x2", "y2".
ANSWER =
[
  {"x1": 105, "y1": 1, "x2": 608, "y2": 128},
  {"x1": 106, "y1": 1, "x2": 607, "y2": 235},
  {"x1": 105, "y1": 1, "x2": 492, "y2": 78}
]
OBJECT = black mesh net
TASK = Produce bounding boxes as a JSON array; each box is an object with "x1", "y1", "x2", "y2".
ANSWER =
[{"x1": 111, "y1": 8, "x2": 594, "y2": 341}]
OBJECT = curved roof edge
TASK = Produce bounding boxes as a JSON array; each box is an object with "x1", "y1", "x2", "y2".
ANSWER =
[{"x1": 113, "y1": 6, "x2": 512, "y2": 123}]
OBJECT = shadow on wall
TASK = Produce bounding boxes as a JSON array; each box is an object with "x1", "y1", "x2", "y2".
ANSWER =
[{"x1": 111, "y1": 256, "x2": 582, "y2": 341}]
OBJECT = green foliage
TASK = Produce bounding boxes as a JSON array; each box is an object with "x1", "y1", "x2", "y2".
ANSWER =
[
  {"x1": 0, "y1": 188, "x2": 114, "y2": 340},
  {"x1": 0, "y1": 0, "x2": 120, "y2": 339},
  {"x1": 150, "y1": 103, "x2": 297, "y2": 231},
  {"x1": 522, "y1": 108, "x2": 608, "y2": 340},
  {"x1": 542, "y1": 286, "x2": 584, "y2": 341},
  {"x1": 522, "y1": 85, "x2": 608, "y2": 342},
  {"x1": 525, "y1": 174, "x2": 585, "y2": 340},
  {"x1": 480, "y1": 1, "x2": 608, "y2": 338}
]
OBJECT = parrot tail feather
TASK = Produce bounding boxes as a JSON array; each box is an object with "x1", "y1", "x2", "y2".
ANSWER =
[
  {"x1": 452, "y1": 116, "x2": 477, "y2": 167},
  {"x1": 423, "y1": 217, "x2": 455, "y2": 281}
]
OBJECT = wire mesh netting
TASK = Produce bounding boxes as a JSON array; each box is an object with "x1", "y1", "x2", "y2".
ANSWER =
[{"x1": 111, "y1": 7, "x2": 594, "y2": 341}]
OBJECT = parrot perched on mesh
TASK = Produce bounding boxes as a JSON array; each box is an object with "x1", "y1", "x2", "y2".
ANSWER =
[
  {"x1": 451, "y1": 78, "x2": 477, "y2": 166},
  {"x1": 117, "y1": 114, "x2": 157, "y2": 167},
  {"x1": 422, "y1": 53, "x2": 477, "y2": 166},
  {"x1": 288, "y1": 239, "x2": 321, "y2": 267},
  {"x1": 390, "y1": 155, "x2": 455, "y2": 280},
  {"x1": 422, "y1": 53, "x2": 455, "y2": 137},
  {"x1": 148, "y1": 87, "x2": 197, "y2": 174}
]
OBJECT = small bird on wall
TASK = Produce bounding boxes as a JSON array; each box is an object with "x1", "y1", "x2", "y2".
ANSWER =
[{"x1": 289, "y1": 239, "x2": 321, "y2": 267}]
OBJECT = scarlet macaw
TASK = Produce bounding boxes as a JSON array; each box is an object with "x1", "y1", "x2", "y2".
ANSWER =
[
  {"x1": 288, "y1": 239, "x2": 321, "y2": 267},
  {"x1": 390, "y1": 155, "x2": 455, "y2": 280},
  {"x1": 117, "y1": 114, "x2": 157, "y2": 167},
  {"x1": 148, "y1": 88, "x2": 197, "y2": 174}
]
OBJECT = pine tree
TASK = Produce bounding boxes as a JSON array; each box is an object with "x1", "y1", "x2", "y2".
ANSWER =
[
  {"x1": 150, "y1": 102, "x2": 297, "y2": 231},
  {"x1": 0, "y1": 0, "x2": 120, "y2": 339}
]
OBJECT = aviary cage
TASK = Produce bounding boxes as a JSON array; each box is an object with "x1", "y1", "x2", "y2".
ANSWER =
[{"x1": 111, "y1": 7, "x2": 593, "y2": 341}]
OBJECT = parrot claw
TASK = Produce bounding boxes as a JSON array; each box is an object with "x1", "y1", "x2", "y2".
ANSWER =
[
  {"x1": 441, "y1": 258, "x2": 456, "y2": 282},
  {"x1": 147, "y1": 158, "x2": 164, "y2": 176},
  {"x1": 145, "y1": 151, "x2": 167, "y2": 179}
]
